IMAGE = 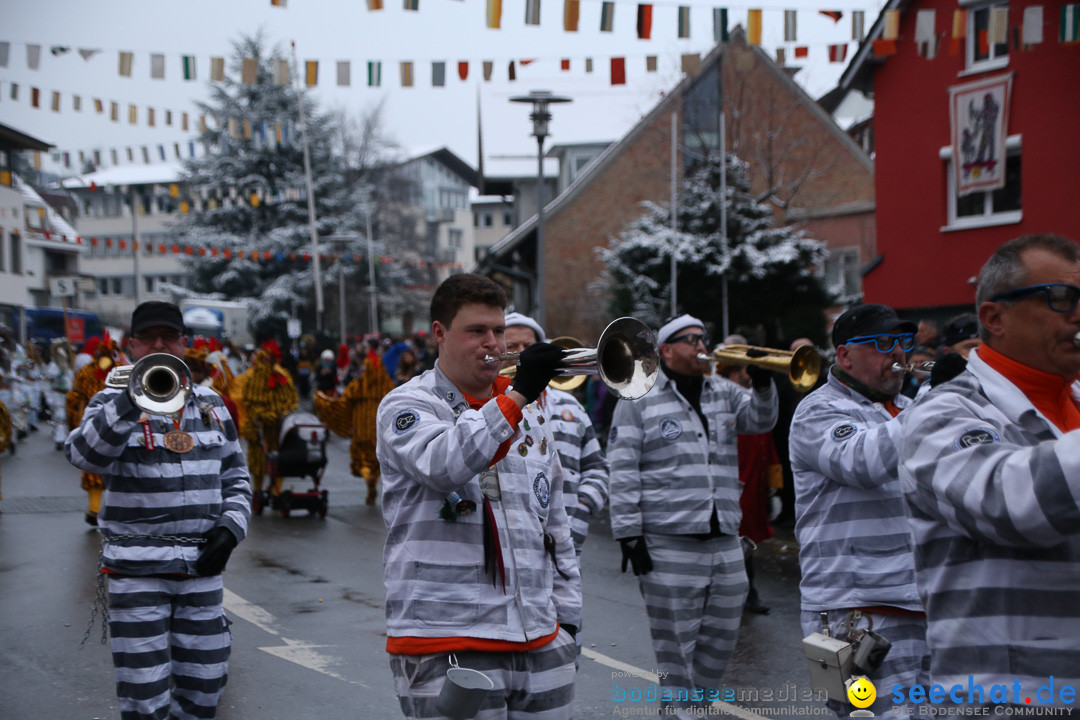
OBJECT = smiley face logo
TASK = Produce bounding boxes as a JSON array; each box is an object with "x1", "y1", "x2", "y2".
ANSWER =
[{"x1": 847, "y1": 676, "x2": 876, "y2": 709}]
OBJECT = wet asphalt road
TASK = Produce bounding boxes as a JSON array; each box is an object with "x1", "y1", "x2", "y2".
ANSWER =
[{"x1": 0, "y1": 414, "x2": 826, "y2": 720}]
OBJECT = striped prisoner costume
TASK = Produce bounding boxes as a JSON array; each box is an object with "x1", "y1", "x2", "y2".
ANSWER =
[
  {"x1": 376, "y1": 362, "x2": 581, "y2": 719},
  {"x1": 789, "y1": 369, "x2": 928, "y2": 716},
  {"x1": 898, "y1": 349, "x2": 1080, "y2": 706},
  {"x1": 608, "y1": 367, "x2": 777, "y2": 703},
  {"x1": 65, "y1": 383, "x2": 251, "y2": 720}
]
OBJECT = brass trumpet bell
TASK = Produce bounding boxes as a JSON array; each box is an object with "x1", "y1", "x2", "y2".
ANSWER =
[
  {"x1": 105, "y1": 352, "x2": 194, "y2": 415},
  {"x1": 495, "y1": 317, "x2": 659, "y2": 400},
  {"x1": 704, "y1": 344, "x2": 822, "y2": 392}
]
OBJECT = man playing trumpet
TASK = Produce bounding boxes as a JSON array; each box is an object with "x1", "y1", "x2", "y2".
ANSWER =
[
  {"x1": 607, "y1": 314, "x2": 778, "y2": 716},
  {"x1": 65, "y1": 300, "x2": 251, "y2": 720}
]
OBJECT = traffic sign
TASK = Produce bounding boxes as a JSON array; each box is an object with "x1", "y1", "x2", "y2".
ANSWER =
[{"x1": 49, "y1": 276, "x2": 77, "y2": 297}]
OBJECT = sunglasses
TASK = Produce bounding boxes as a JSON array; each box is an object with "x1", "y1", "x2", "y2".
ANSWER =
[
  {"x1": 990, "y1": 283, "x2": 1080, "y2": 314},
  {"x1": 844, "y1": 333, "x2": 916, "y2": 353},
  {"x1": 669, "y1": 333, "x2": 710, "y2": 347},
  {"x1": 133, "y1": 330, "x2": 183, "y2": 344}
]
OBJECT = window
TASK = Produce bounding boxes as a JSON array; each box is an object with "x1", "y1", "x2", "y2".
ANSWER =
[
  {"x1": 502, "y1": 210, "x2": 514, "y2": 227},
  {"x1": 0, "y1": 231, "x2": 5, "y2": 271},
  {"x1": 479, "y1": 212, "x2": 494, "y2": 227},
  {"x1": 966, "y1": 2, "x2": 1010, "y2": 72},
  {"x1": 942, "y1": 136, "x2": 1021, "y2": 230},
  {"x1": 98, "y1": 278, "x2": 109, "y2": 295},
  {"x1": 10, "y1": 232, "x2": 21, "y2": 275},
  {"x1": 823, "y1": 247, "x2": 861, "y2": 300},
  {"x1": 448, "y1": 228, "x2": 463, "y2": 249}
]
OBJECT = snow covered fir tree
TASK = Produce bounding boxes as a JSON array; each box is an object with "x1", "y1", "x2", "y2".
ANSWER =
[
  {"x1": 173, "y1": 33, "x2": 430, "y2": 343},
  {"x1": 600, "y1": 153, "x2": 832, "y2": 346}
]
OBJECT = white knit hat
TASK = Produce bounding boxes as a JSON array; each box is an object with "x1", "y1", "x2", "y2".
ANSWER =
[
  {"x1": 504, "y1": 312, "x2": 547, "y2": 343},
  {"x1": 657, "y1": 314, "x2": 705, "y2": 345}
]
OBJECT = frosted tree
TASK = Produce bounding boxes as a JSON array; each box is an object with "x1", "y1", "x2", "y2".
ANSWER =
[{"x1": 600, "y1": 153, "x2": 832, "y2": 345}]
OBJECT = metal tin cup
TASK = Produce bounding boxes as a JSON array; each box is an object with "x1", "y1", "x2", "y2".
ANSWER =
[{"x1": 435, "y1": 663, "x2": 494, "y2": 719}]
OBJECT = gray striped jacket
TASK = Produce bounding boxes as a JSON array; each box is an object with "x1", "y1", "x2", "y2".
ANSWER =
[
  {"x1": 899, "y1": 349, "x2": 1080, "y2": 697},
  {"x1": 376, "y1": 363, "x2": 581, "y2": 643},
  {"x1": 545, "y1": 388, "x2": 609, "y2": 555},
  {"x1": 608, "y1": 369, "x2": 778, "y2": 540},
  {"x1": 789, "y1": 371, "x2": 921, "y2": 612},
  {"x1": 65, "y1": 384, "x2": 251, "y2": 575}
]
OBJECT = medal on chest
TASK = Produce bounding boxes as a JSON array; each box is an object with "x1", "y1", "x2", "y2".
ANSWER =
[{"x1": 161, "y1": 410, "x2": 193, "y2": 453}]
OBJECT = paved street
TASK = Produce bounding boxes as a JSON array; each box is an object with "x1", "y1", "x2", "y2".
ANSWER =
[{"x1": 0, "y1": 414, "x2": 826, "y2": 720}]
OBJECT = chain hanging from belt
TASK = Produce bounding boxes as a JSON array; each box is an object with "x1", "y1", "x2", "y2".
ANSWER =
[{"x1": 80, "y1": 531, "x2": 207, "y2": 648}]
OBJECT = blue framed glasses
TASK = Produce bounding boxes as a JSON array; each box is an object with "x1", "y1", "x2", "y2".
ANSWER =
[
  {"x1": 845, "y1": 333, "x2": 916, "y2": 353},
  {"x1": 990, "y1": 283, "x2": 1080, "y2": 314}
]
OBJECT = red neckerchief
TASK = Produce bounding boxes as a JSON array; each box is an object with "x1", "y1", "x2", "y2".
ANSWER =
[
  {"x1": 462, "y1": 376, "x2": 515, "y2": 465},
  {"x1": 979, "y1": 345, "x2": 1080, "y2": 432}
]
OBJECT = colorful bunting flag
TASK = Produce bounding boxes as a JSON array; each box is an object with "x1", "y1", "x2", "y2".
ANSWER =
[
  {"x1": 458, "y1": 61, "x2": 469, "y2": 80},
  {"x1": 368, "y1": 0, "x2": 383, "y2": 9},
  {"x1": 819, "y1": 10, "x2": 842, "y2": 22},
  {"x1": 1064, "y1": 5, "x2": 1080, "y2": 42},
  {"x1": 305, "y1": 60, "x2": 318, "y2": 87},
  {"x1": 680, "y1": 53, "x2": 700, "y2": 75},
  {"x1": 794, "y1": 46, "x2": 808, "y2": 58},
  {"x1": 483, "y1": 60, "x2": 494, "y2": 80},
  {"x1": 714, "y1": 8, "x2": 728, "y2": 43},
  {"x1": 403, "y1": 0, "x2": 418, "y2": 11},
  {"x1": 242, "y1": 58, "x2": 258, "y2": 84},
  {"x1": 828, "y1": 44, "x2": 847, "y2": 62},
  {"x1": 600, "y1": 1, "x2": 615, "y2": 32},
  {"x1": 94, "y1": 98, "x2": 103, "y2": 113},
  {"x1": 273, "y1": 59, "x2": 290, "y2": 85},
  {"x1": 51, "y1": 90, "x2": 60, "y2": 112},
  {"x1": 432, "y1": 61, "x2": 446, "y2": 86},
  {"x1": 585, "y1": 57, "x2": 593, "y2": 73},
  {"x1": 637, "y1": 4, "x2": 652, "y2": 39},
  {"x1": 952, "y1": 10, "x2": 967, "y2": 38},
  {"x1": 988, "y1": 7, "x2": 1009, "y2": 45},
  {"x1": 78, "y1": 48, "x2": 100, "y2": 61},
  {"x1": 611, "y1": 57, "x2": 626, "y2": 85},
  {"x1": 678, "y1": 6, "x2": 691, "y2": 38},
  {"x1": 148, "y1": 107, "x2": 155, "y2": 126},
  {"x1": 561, "y1": 58, "x2": 571, "y2": 70},
  {"x1": 852, "y1": 10, "x2": 865, "y2": 41},
  {"x1": 128, "y1": 104, "x2": 138, "y2": 124},
  {"x1": 486, "y1": 0, "x2": 502, "y2": 28},
  {"x1": 30, "y1": 87, "x2": 39, "y2": 108},
  {"x1": 210, "y1": 57, "x2": 225, "y2": 82},
  {"x1": 400, "y1": 61, "x2": 414, "y2": 87},
  {"x1": 337, "y1": 60, "x2": 351, "y2": 86},
  {"x1": 747, "y1": 9, "x2": 762, "y2": 45},
  {"x1": 525, "y1": 0, "x2": 540, "y2": 25},
  {"x1": 915, "y1": 10, "x2": 937, "y2": 58},
  {"x1": 883, "y1": 10, "x2": 899, "y2": 40},
  {"x1": 776, "y1": 47, "x2": 786, "y2": 65},
  {"x1": 0, "y1": 42, "x2": 9, "y2": 68},
  {"x1": 872, "y1": 39, "x2": 897, "y2": 57},
  {"x1": 645, "y1": 55, "x2": 657, "y2": 71},
  {"x1": 564, "y1": 0, "x2": 579, "y2": 31},
  {"x1": 73, "y1": 95, "x2": 81, "y2": 112},
  {"x1": 27, "y1": 44, "x2": 41, "y2": 70},
  {"x1": 784, "y1": 10, "x2": 797, "y2": 42},
  {"x1": 151, "y1": 53, "x2": 166, "y2": 79},
  {"x1": 508, "y1": 60, "x2": 516, "y2": 81},
  {"x1": 182, "y1": 55, "x2": 196, "y2": 80}
]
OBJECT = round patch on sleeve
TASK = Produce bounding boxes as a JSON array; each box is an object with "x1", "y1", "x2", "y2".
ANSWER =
[
  {"x1": 831, "y1": 424, "x2": 857, "y2": 441},
  {"x1": 954, "y1": 427, "x2": 1001, "y2": 450},
  {"x1": 393, "y1": 409, "x2": 420, "y2": 435}
]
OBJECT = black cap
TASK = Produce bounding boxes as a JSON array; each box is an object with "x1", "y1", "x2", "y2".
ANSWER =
[
  {"x1": 130, "y1": 301, "x2": 185, "y2": 336},
  {"x1": 831, "y1": 304, "x2": 917, "y2": 347},
  {"x1": 942, "y1": 313, "x2": 979, "y2": 347}
]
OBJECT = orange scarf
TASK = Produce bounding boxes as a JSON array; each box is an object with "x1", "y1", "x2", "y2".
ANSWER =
[
  {"x1": 979, "y1": 345, "x2": 1080, "y2": 433},
  {"x1": 462, "y1": 376, "x2": 521, "y2": 465}
]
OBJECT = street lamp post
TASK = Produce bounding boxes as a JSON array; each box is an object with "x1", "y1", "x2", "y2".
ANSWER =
[
  {"x1": 322, "y1": 234, "x2": 361, "y2": 347},
  {"x1": 509, "y1": 90, "x2": 571, "y2": 326}
]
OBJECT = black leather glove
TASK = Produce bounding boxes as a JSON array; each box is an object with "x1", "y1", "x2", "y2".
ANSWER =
[
  {"x1": 619, "y1": 536, "x2": 653, "y2": 576},
  {"x1": 561, "y1": 624, "x2": 578, "y2": 640},
  {"x1": 512, "y1": 342, "x2": 565, "y2": 405},
  {"x1": 929, "y1": 352, "x2": 968, "y2": 388},
  {"x1": 743, "y1": 349, "x2": 772, "y2": 391},
  {"x1": 195, "y1": 526, "x2": 239, "y2": 576}
]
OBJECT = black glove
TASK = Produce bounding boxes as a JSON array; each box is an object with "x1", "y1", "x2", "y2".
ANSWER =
[
  {"x1": 195, "y1": 526, "x2": 239, "y2": 576},
  {"x1": 619, "y1": 536, "x2": 653, "y2": 576},
  {"x1": 512, "y1": 342, "x2": 565, "y2": 405},
  {"x1": 743, "y1": 349, "x2": 772, "y2": 391},
  {"x1": 929, "y1": 352, "x2": 968, "y2": 388},
  {"x1": 561, "y1": 624, "x2": 578, "y2": 641}
]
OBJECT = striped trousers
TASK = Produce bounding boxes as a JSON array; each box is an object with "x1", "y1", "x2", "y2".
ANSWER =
[
  {"x1": 638, "y1": 533, "x2": 748, "y2": 704},
  {"x1": 107, "y1": 575, "x2": 232, "y2": 720},
  {"x1": 800, "y1": 608, "x2": 930, "y2": 718},
  {"x1": 389, "y1": 627, "x2": 577, "y2": 719}
]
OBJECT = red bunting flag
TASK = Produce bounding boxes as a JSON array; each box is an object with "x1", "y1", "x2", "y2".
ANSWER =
[
  {"x1": 820, "y1": 10, "x2": 842, "y2": 23},
  {"x1": 611, "y1": 57, "x2": 626, "y2": 85},
  {"x1": 637, "y1": 4, "x2": 652, "y2": 39}
]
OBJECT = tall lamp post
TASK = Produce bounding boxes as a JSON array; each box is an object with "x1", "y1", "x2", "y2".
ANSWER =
[
  {"x1": 322, "y1": 234, "x2": 360, "y2": 346},
  {"x1": 509, "y1": 90, "x2": 571, "y2": 326}
]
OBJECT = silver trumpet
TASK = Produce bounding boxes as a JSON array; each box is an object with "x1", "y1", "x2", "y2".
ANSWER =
[
  {"x1": 891, "y1": 361, "x2": 935, "y2": 376},
  {"x1": 105, "y1": 353, "x2": 194, "y2": 415},
  {"x1": 1074, "y1": 331, "x2": 1080, "y2": 348},
  {"x1": 483, "y1": 317, "x2": 660, "y2": 400}
]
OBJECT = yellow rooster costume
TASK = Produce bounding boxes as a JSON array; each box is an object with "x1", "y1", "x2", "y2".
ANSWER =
[{"x1": 239, "y1": 341, "x2": 298, "y2": 497}]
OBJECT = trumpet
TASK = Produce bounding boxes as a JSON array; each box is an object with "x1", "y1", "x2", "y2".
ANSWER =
[
  {"x1": 891, "y1": 361, "x2": 935, "y2": 376},
  {"x1": 495, "y1": 336, "x2": 590, "y2": 392},
  {"x1": 699, "y1": 344, "x2": 822, "y2": 392},
  {"x1": 105, "y1": 353, "x2": 194, "y2": 415},
  {"x1": 485, "y1": 317, "x2": 659, "y2": 400}
]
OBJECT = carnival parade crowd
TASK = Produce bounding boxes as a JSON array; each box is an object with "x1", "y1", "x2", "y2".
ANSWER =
[{"x1": 2, "y1": 233, "x2": 1079, "y2": 720}]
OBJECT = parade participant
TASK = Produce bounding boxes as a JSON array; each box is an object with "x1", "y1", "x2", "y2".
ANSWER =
[
  {"x1": 314, "y1": 341, "x2": 395, "y2": 505},
  {"x1": 608, "y1": 314, "x2": 778, "y2": 716},
  {"x1": 65, "y1": 300, "x2": 251, "y2": 720},
  {"x1": 186, "y1": 344, "x2": 240, "y2": 429},
  {"x1": 376, "y1": 273, "x2": 580, "y2": 720},
  {"x1": 46, "y1": 338, "x2": 75, "y2": 450},
  {"x1": 239, "y1": 340, "x2": 298, "y2": 502},
  {"x1": 504, "y1": 311, "x2": 610, "y2": 556},
  {"x1": 0, "y1": 397, "x2": 10, "y2": 502},
  {"x1": 66, "y1": 334, "x2": 126, "y2": 526},
  {"x1": 789, "y1": 303, "x2": 929, "y2": 717},
  {"x1": 926, "y1": 312, "x2": 982, "y2": 389},
  {"x1": 315, "y1": 348, "x2": 338, "y2": 396},
  {"x1": 899, "y1": 234, "x2": 1080, "y2": 706}
]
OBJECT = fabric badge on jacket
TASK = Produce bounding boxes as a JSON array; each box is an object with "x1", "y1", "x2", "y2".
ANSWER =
[
  {"x1": 393, "y1": 409, "x2": 420, "y2": 434},
  {"x1": 831, "y1": 424, "x2": 857, "y2": 441},
  {"x1": 533, "y1": 472, "x2": 550, "y2": 508},
  {"x1": 608, "y1": 426, "x2": 618, "y2": 445},
  {"x1": 659, "y1": 417, "x2": 682, "y2": 440},
  {"x1": 954, "y1": 426, "x2": 1001, "y2": 450}
]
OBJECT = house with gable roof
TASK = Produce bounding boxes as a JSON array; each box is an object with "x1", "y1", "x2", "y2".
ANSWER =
[{"x1": 475, "y1": 27, "x2": 877, "y2": 344}]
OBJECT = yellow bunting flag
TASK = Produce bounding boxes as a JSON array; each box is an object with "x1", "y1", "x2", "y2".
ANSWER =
[
  {"x1": 564, "y1": 0, "x2": 579, "y2": 31},
  {"x1": 210, "y1": 57, "x2": 225, "y2": 82},
  {"x1": 487, "y1": 0, "x2": 502, "y2": 28},
  {"x1": 883, "y1": 10, "x2": 900, "y2": 40},
  {"x1": 118, "y1": 51, "x2": 133, "y2": 77},
  {"x1": 305, "y1": 60, "x2": 318, "y2": 86},
  {"x1": 747, "y1": 9, "x2": 762, "y2": 45}
]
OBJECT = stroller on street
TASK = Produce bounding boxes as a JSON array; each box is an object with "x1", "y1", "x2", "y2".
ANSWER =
[{"x1": 253, "y1": 411, "x2": 329, "y2": 518}]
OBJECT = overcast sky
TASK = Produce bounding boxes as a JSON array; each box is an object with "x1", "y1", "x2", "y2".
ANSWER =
[{"x1": 4, "y1": 0, "x2": 884, "y2": 176}]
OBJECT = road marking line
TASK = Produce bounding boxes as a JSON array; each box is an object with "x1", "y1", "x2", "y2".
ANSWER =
[
  {"x1": 224, "y1": 588, "x2": 367, "y2": 687},
  {"x1": 580, "y1": 646, "x2": 770, "y2": 720}
]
